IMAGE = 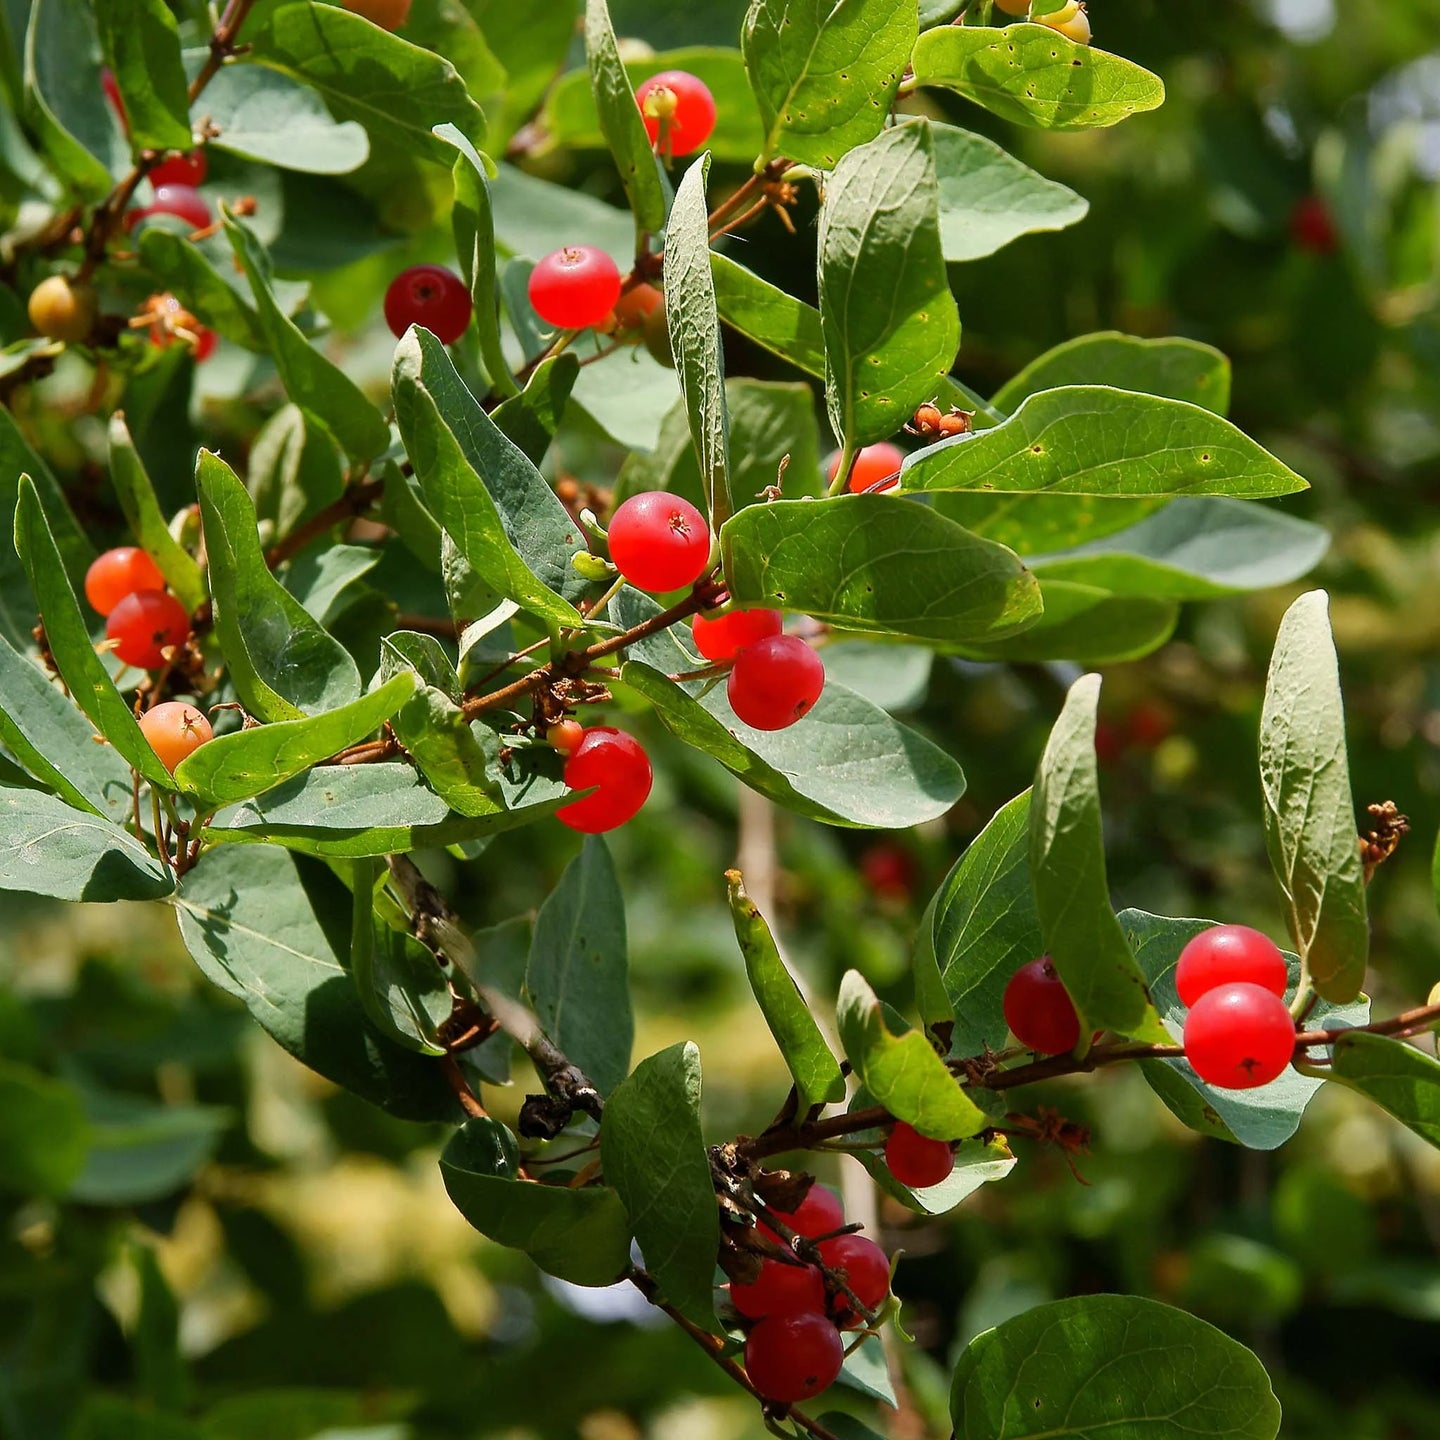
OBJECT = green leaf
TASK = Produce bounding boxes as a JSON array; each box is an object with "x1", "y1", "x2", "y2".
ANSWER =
[
  {"x1": 108, "y1": 414, "x2": 206, "y2": 613},
  {"x1": 68, "y1": 1088, "x2": 228, "y2": 1204},
  {"x1": 837, "y1": 970, "x2": 986, "y2": 1138},
  {"x1": 819, "y1": 121, "x2": 960, "y2": 451},
  {"x1": 1259, "y1": 591, "x2": 1369, "y2": 1004},
  {"x1": 96, "y1": 0, "x2": 192, "y2": 154},
  {"x1": 199, "y1": 56, "x2": 370, "y2": 174},
  {"x1": 490, "y1": 162, "x2": 635, "y2": 263},
  {"x1": 389, "y1": 682, "x2": 504, "y2": 817},
  {"x1": 225, "y1": 214, "x2": 391, "y2": 466},
  {"x1": 912, "y1": 24, "x2": 1166, "y2": 132},
  {"x1": 199, "y1": 1390, "x2": 384, "y2": 1440},
  {"x1": 351, "y1": 865, "x2": 449, "y2": 1056},
  {"x1": 173, "y1": 844, "x2": 461, "y2": 1121},
  {"x1": 14, "y1": 477, "x2": 172, "y2": 788},
  {"x1": 712, "y1": 253, "x2": 827, "y2": 376},
  {"x1": 438, "y1": 121, "x2": 513, "y2": 398},
  {"x1": 721, "y1": 496, "x2": 1041, "y2": 646},
  {"x1": 950, "y1": 1294, "x2": 1281, "y2": 1439},
  {"x1": 953, "y1": 579, "x2": 1179, "y2": 666},
  {"x1": 248, "y1": 3, "x2": 484, "y2": 164},
  {"x1": 932, "y1": 791, "x2": 1042, "y2": 1055},
  {"x1": 491, "y1": 355, "x2": 580, "y2": 465},
  {"x1": 665, "y1": 154, "x2": 732, "y2": 528},
  {"x1": 247, "y1": 403, "x2": 346, "y2": 539},
  {"x1": 742, "y1": 0, "x2": 916, "y2": 169},
  {"x1": 196, "y1": 450, "x2": 362, "y2": 722},
  {"x1": 174, "y1": 675, "x2": 416, "y2": 808},
  {"x1": 1030, "y1": 497, "x2": 1330, "y2": 600},
  {"x1": 0, "y1": 629, "x2": 134, "y2": 821},
  {"x1": 622, "y1": 660, "x2": 964, "y2": 829},
  {"x1": 853, "y1": 1135, "x2": 1016, "y2": 1216},
  {"x1": 526, "y1": 837, "x2": 633, "y2": 1097},
  {"x1": 0, "y1": 785, "x2": 171, "y2": 901},
  {"x1": 284, "y1": 543, "x2": 379, "y2": 625},
  {"x1": 441, "y1": 1118, "x2": 632, "y2": 1286},
  {"x1": 584, "y1": 0, "x2": 667, "y2": 237},
  {"x1": 727, "y1": 869, "x2": 845, "y2": 1110},
  {"x1": 69, "y1": 1399, "x2": 202, "y2": 1440},
  {"x1": 466, "y1": 0, "x2": 579, "y2": 151},
  {"x1": 1330, "y1": 1032, "x2": 1440, "y2": 1150},
  {"x1": 1123, "y1": 909, "x2": 1369, "y2": 1150},
  {"x1": 600, "y1": 1041, "x2": 719, "y2": 1331},
  {"x1": 1030, "y1": 675, "x2": 1169, "y2": 1044},
  {"x1": 392, "y1": 328, "x2": 587, "y2": 627},
  {"x1": 993, "y1": 332, "x2": 1232, "y2": 416},
  {"x1": 131, "y1": 1244, "x2": 189, "y2": 1411},
  {"x1": 932, "y1": 121, "x2": 1088, "y2": 261},
  {"x1": 0, "y1": 1060, "x2": 88, "y2": 1197},
  {"x1": 136, "y1": 230, "x2": 267, "y2": 350},
  {"x1": 903, "y1": 387, "x2": 1308, "y2": 499}
]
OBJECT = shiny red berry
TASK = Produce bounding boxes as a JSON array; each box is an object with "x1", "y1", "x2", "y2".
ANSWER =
[
  {"x1": 149, "y1": 149, "x2": 207, "y2": 188},
  {"x1": 761, "y1": 1184, "x2": 844, "y2": 1243},
  {"x1": 636, "y1": 70, "x2": 717, "y2": 157},
  {"x1": 744, "y1": 1311, "x2": 844, "y2": 1403},
  {"x1": 884, "y1": 1121, "x2": 954, "y2": 1190},
  {"x1": 827, "y1": 442, "x2": 904, "y2": 494},
  {"x1": 128, "y1": 183, "x2": 212, "y2": 232},
  {"x1": 138, "y1": 701, "x2": 212, "y2": 774},
  {"x1": 731, "y1": 1258, "x2": 826, "y2": 1320},
  {"x1": 817, "y1": 1233, "x2": 890, "y2": 1328},
  {"x1": 607, "y1": 492, "x2": 711, "y2": 593},
  {"x1": 556, "y1": 726, "x2": 652, "y2": 833},
  {"x1": 1003, "y1": 956, "x2": 1080, "y2": 1055},
  {"x1": 1175, "y1": 924, "x2": 1288, "y2": 1009},
  {"x1": 1183, "y1": 982, "x2": 1295, "y2": 1090},
  {"x1": 528, "y1": 246, "x2": 622, "y2": 330},
  {"x1": 727, "y1": 635, "x2": 824, "y2": 731},
  {"x1": 105, "y1": 589, "x2": 190, "y2": 670},
  {"x1": 85, "y1": 547, "x2": 165, "y2": 617},
  {"x1": 691, "y1": 607, "x2": 783, "y2": 662},
  {"x1": 384, "y1": 264, "x2": 473, "y2": 345}
]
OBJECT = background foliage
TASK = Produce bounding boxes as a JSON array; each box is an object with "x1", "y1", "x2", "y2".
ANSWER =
[{"x1": 2, "y1": 1, "x2": 1440, "y2": 1438}]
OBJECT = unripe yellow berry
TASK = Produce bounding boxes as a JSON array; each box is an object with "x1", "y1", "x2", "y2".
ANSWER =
[
  {"x1": 27, "y1": 275, "x2": 96, "y2": 344},
  {"x1": 1037, "y1": 1, "x2": 1091, "y2": 43}
]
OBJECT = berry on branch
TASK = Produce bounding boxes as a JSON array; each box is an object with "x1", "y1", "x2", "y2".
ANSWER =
[
  {"x1": 1175, "y1": 924, "x2": 1289, "y2": 1008},
  {"x1": 345, "y1": 0, "x2": 413, "y2": 27},
  {"x1": 885, "y1": 1121, "x2": 955, "y2": 1190},
  {"x1": 85, "y1": 547, "x2": 165, "y2": 616},
  {"x1": 149, "y1": 149, "x2": 207, "y2": 189},
  {"x1": 691, "y1": 607, "x2": 784, "y2": 662},
  {"x1": 727, "y1": 635, "x2": 825, "y2": 731},
  {"x1": 556, "y1": 727, "x2": 653, "y2": 833},
  {"x1": 1037, "y1": 0, "x2": 1091, "y2": 43},
  {"x1": 606, "y1": 492, "x2": 711, "y2": 592},
  {"x1": 138, "y1": 701, "x2": 213, "y2": 774},
  {"x1": 817, "y1": 1232, "x2": 890, "y2": 1328},
  {"x1": 606, "y1": 282, "x2": 664, "y2": 339},
  {"x1": 760, "y1": 1184, "x2": 844, "y2": 1243},
  {"x1": 105, "y1": 590, "x2": 191, "y2": 670},
  {"x1": 730, "y1": 1257, "x2": 826, "y2": 1320},
  {"x1": 384, "y1": 264, "x2": 473, "y2": 344},
  {"x1": 546, "y1": 719, "x2": 586, "y2": 755},
  {"x1": 28, "y1": 275, "x2": 97, "y2": 344},
  {"x1": 743, "y1": 1311, "x2": 844, "y2": 1404},
  {"x1": 1003, "y1": 955, "x2": 1081, "y2": 1055},
  {"x1": 1183, "y1": 982, "x2": 1296, "y2": 1089},
  {"x1": 127, "y1": 183, "x2": 212, "y2": 232},
  {"x1": 826, "y1": 442, "x2": 905, "y2": 494},
  {"x1": 528, "y1": 246, "x2": 623, "y2": 330},
  {"x1": 636, "y1": 70, "x2": 717, "y2": 157}
]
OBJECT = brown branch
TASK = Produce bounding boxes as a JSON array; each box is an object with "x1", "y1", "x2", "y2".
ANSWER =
[
  {"x1": 187, "y1": 0, "x2": 259, "y2": 105},
  {"x1": 265, "y1": 478, "x2": 384, "y2": 568},
  {"x1": 440, "y1": 1055, "x2": 487, "y2": 1119}
]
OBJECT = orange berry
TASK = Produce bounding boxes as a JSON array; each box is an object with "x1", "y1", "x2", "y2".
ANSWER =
[
  {"x1": 139, "y1": 701, "x2": 213, "y2": 774},
  {"x1": 344, "y1": 0, "x2": 411, "y2": 27}
]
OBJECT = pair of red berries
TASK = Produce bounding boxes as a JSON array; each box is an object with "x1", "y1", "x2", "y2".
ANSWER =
[
  {"x1": 549, "y1": 723, "x2": 652, "y2": 834},
  {"x1": 126, "y1": 178, "x2": 213, "y2": 235},
  {"x1": 85, "y1": 547, "x2": 192, "y2": 672},
  {"x1": 734, "y1": 1185, "x2": 889, "y2": 1403},
  {"x1": 691, "y1": 606, "x2": 825, "y2": 733}
]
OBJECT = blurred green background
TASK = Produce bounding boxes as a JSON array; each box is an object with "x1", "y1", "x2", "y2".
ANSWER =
[{"x1": 4, "y1": 1, "x2": 1440, "y2": 1437}]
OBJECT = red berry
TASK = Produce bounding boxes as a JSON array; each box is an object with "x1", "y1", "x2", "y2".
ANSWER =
[
  {"x1": 546, "y1": 719, "x2": 586, "y2": 755},
  {"x1": 884, "y1": 1121, "x2": 954, "y2": 1190},
  {"x1": 138, "y1": 700, "x2": 213, "y2": 774},
  {"x1": 384, "y1": 264, "x2": 473, "y2": 345},
  {"x1": 1126, "y1": 700, "x2": 1173, "y2": 749},
  {"x1": 105, "y1": 589, "x2": 191, "y2": 670},
  {"x1": 345, "y1": 0, "x2": 413, "y2": 26},
  {"x1": 193, "y1": 326, "x2": 219, "y2": 362},
  {"x1": 102, "y1": 69, "x2": 127, "y2": 131},
  {"x1": 150, "y1": 149, "x2": 207, "y2": 188},
  {"x1": 761, "y1": 1184, "x2": 844, "y2": 1243},
  {"x1": 1289, "y1": 194, "x2": 1338, "y2": 256},
  {"x1": 607, "y1": 492, "x2": 711, "y2": 593},
  {"x1": 636, "y1": 70, "x2": 717, "y2": 157},
  {"x1": 528, "y1": 246, "x2": 623, "y2": 330},
  {"x1": 1183, "y1": 982, "x2": 1296, "y2": 1090},
  {"x1": 85, "y1": 547, "x2": 165, "y2": 616},
  {"x1": 1003, "y1": 956, "x2": 1080, "y2": 1055},
  {"x1": 691, "y1": 607, "x2": 783, "y2": 662},
  {"x1": 731, "y1": 1258, "x2": 826, "y2": 1320},
  {"x1": 817, "y1": 1233, "x2": 890, "y2": 1328},
  {"x1": 743, "y1": 1311, "x2": 844, "y2": 1403},
  {"x1": 556, "y1": 726, "x2": 652, "y2": 833},
  {"x1": 128, "y1": 183, "x2": 212, "y2": 232},
  {"x1": 827, "y1": 442, "x2": 905, "y2": 494},
  {"x1": 1175, "y1": 924, "x2": 1288, "y2": 1009},
  {"x1": 858, "y1": 842, "x2": 918, "y2": 902},
  {"x1": 727, "y1": 635, "x2": 824, "y2": 731}
]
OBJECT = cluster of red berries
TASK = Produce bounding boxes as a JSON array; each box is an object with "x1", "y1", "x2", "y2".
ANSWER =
[
  {"x1": 733, "y1": 1185, "x2": 889, "y2": 1403},
  {"x1": 999, "y1": 925, "x2": 1298, "y2": 1091},
  {"x1": 826, "y1": 442, "x2": 905, "y2": 495},
  {"x1": 692, "y1": 606, "x2": 825, "y2": 732},
  {"x1": 549, "y1": 723, "x2": 652, "y2": 835}
]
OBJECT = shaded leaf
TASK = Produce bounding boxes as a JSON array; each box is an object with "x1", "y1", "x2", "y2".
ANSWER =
[
  {"x1": 351, "y1": 863, "x2": 449, "y2": 1056},
  {"x1": 96, "y1": 0, "x2": 192, "y2": 153},
  {"x1": 491, "y1": 354, "x2": 580, "y2": 465},
  {"x1": 0, "y1": 1060, "x2": 89, "y2": 1198},
  {"x1": 1330, "y1": 1031, "x2": 1440, "y2": 1151},
  {"x1": 68, "y1": 1089, "x2": 228, "y2": 1205}
]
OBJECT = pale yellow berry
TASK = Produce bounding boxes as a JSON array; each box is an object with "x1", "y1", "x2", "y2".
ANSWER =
[{"x1": 27, "y1": 275, "x2": 96, "y2": 344}]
